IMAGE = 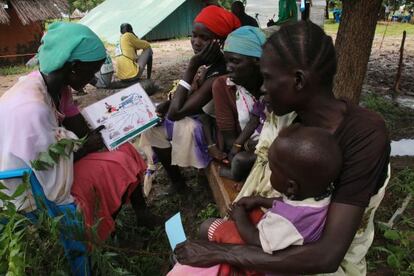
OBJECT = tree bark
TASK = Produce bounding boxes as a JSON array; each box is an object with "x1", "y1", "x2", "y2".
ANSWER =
[{"x1": 333, "y1": 0, "x2": 383, "y2": 104}]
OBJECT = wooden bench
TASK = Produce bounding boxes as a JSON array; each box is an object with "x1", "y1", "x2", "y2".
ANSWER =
[{"x1": 205, "y1": 162, "x2": 240, "y2": 216}]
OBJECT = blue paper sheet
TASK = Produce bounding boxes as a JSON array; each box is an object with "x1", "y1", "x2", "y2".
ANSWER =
[{"x1": 165, "y1": 212, "x2": 187, "y2": 250}]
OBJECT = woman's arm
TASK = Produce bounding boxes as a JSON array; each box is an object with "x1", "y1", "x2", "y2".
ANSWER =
[
  {"x1": 229, "y1": 204, "x2": 261, "y2": 247},
  {"x1": 130, "y1": 34, "x2": 151, "y2": 50},
  {"x1": 62, "y1": 114, "x2": 89, "y2": 138},
  {"x1": 233, "y1": 115, "x2": 260, "y2": 147},
  {"x1": 168, "y1": 78, "x2": 216, "y2": 121},
  {"x1": 63, "y1": 114, "x2": 104, "y2": 160},
  {"x1": 168, "y1": 41, "x2": 222, "y2": 121},
  {"x1": 221, "y1": 115, "x2": 259, "y2": 153},
  {"x1": 176, "y1": 203, "x2": 364, "y2": 274}
]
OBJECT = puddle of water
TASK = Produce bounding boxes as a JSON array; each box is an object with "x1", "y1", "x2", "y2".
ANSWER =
[
  {"x1": 396, "y1": 96, "x2": 414, "y2": 110},
  {"x1": 382, "y1": 95, "x2": 414, "y2": 110},
  {"x1": 391, "y1": 139, "x2": 414, "y2": 157}
]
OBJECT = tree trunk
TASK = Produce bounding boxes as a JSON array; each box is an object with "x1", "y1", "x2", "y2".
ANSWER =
[
  {"x1": 325, "y1": 0, "x2": 329, "y2": 19},
  {"x1": 333, "y1": 0, "x2": 382, "y2": 104}
]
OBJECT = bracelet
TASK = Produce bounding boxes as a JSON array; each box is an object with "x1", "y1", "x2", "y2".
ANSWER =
[
  {"x1": 233, "y1": 143, "x2": 242, "y2": 148},
  {"x1": 178, "y1": 79, "x2": 192, "y2": 91}
]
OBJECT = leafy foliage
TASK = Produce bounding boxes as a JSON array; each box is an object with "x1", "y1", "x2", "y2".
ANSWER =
[
  {"x1": 68, "y1": 0, "x2": 105, "y2": 13},
  {"x1": 30, "y1": 138, "x2": 85, "y2": 171},
  {"x1": 368, "y1": 169, "x2": 414, "y2": 275},
  {"x1": 197, "y1": 203, "x2": 220, "y2": 224},
  {"x1": 374, "y1": 226, "x2": 414, "y2": 275},
  {"x1": 387, "y1": 0, "x2": 414, "y2": 10},
  {"x1": 0, "y1": 175, "x2": 71, "y2": 275},
  {"x1": 0, "y1": 66, "x2": 34, "y2": 76}
]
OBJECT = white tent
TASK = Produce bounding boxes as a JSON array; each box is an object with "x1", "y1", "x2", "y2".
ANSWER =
[{"x1": 245, "y1": 0, "x2": 278, "y2": 28}]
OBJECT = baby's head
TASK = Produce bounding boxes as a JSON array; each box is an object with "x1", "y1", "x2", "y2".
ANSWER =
[{"x1": 268, "y1": 124, "x2": 342, "y2": 200}]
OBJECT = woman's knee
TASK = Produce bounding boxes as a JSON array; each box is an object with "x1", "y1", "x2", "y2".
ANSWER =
[{"x1": 199, "y1": 218, "x2": 217, "y2": 240}]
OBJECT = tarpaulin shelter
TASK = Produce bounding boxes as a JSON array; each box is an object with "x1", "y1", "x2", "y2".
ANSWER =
[{"x1": 80, "y1": 0, "x2": 205, "y2": 44}]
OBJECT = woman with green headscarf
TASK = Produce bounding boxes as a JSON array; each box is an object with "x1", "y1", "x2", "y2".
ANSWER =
[{"x1": 0, "y1": 22, "x2": 159, "y2": 241}]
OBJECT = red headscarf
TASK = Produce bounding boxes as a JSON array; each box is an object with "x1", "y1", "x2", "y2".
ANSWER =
[{"x1": 194, "y1": 6, "x2": 241, "y2": 38}]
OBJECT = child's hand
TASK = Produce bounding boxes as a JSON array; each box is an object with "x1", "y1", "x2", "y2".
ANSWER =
[
  {"x1": 228, "y1": 203, "x2": 247, "y2": 221},
  {"x1": 237, "y1": 196, "x2": 261, "y2": 211}
]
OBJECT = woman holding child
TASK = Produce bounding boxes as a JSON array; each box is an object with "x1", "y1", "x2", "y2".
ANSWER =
[
  {"x1": 174, "y1": 21, "x2": 390, "y2": 275},
  {"x1": 210, "y1": 26, "x2": 267, "y2": 182},
  {"x1": 0, "y1": 22, "x2": 158, "y2": 241},
  {"x1": 139, "y1": 6, "x2": 241, "y2": 192}
]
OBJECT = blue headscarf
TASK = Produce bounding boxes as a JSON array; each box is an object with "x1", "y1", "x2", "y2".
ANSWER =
[
  {"x1": 38, "y1": 22, "x2": 106, "y2": 74},
  {"x1": 223, "y1": 26, "x2": 266, "y2": 58}
]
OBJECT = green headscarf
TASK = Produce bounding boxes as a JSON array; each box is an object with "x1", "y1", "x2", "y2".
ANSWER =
[
  {"x1": 224, "y1": 26, "x2": 266, "y2": 58},
  {"x1": 38, "y1": 22, "x2": 106, "y2": 74}
]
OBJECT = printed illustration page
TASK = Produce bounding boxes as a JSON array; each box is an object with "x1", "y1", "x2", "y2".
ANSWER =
[{"x1": 82, "y1": 84, "x2": 159, "y2": 150}]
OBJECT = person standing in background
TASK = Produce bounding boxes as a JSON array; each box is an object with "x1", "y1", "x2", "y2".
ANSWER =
[{"x1": 231, "y1": 1, "x2": 259, "y2": 27}]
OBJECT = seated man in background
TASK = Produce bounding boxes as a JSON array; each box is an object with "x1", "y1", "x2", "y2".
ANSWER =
[
  {"x1": 231, "y1": 1, "x2": 259, "y2": 27},
  {"x1": 115, "y1": 23, "x2": 153, "y2": 82}
]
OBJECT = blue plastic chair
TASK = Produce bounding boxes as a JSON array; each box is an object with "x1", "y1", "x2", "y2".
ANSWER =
[{"x1": 0, "y1": 168, "x2": 90, "y2": 276}]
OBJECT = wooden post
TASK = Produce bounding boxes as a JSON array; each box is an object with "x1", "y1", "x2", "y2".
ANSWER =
[
  {"x1": 392, "y1": 30, "x2": 406, "y2": 99},
  {"x1": 379, "y1": 21, "x2": 389, "y2": 51}
]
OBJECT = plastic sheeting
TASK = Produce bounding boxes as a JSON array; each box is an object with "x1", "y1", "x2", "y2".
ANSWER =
[{"x1": 80, "y1": 0, "x2": 191, "y2": 43}]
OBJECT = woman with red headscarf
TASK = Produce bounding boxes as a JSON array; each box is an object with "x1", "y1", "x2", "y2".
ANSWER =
[{"x1": 139, "y1": 6, "x2": 240, "y2": 193}]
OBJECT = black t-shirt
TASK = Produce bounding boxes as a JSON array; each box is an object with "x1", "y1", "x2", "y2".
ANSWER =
[
  {"x1": 332, "y1": 101, "x2": 390, "y2": 207},
  {"x1": 238, "y1": 14, "x2": 259, "y2": 27}
]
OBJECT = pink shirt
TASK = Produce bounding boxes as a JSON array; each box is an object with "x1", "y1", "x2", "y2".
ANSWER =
[{"x1": 27, "y1": 71, "x2": 80, "y2": 120}]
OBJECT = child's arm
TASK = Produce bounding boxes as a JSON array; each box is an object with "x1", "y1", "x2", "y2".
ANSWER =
[
  {"x1": 227, "y1": 114, "x2": 260, "y2": 159},
  {"x1": 229, "y1": 196, "x2": 280, "y2": 247},
  {"x1": 229, "y1": 204, "x2": 261, "y2": 247},
  {"x1": 237, "y1": 196, "x2": 279, "y2": 210}
]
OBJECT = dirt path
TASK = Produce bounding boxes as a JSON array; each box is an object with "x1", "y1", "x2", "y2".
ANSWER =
[
  {"x1": 0, "y1": 39, "x2": 193, "y2": 99},
  {"x1": 1, "y1": 35, "x2": 413, "y2": 107}
]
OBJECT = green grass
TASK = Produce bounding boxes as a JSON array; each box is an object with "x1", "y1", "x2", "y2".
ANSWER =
[
  {"x1": 0, "y1": 65, "x2": 34, "y2": 76},
  {"x1": 361, "y1": 93, "x2": 414, "y2": 139},
  {"x1": 324, "y1": 21, "x2": 414, "y2": 37},
  {"x1": 367, "y1": 168, "x2": 414, "y2": 275}
]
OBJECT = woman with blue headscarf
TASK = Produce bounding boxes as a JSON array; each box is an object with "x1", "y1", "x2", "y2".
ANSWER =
[
  {"x1": 0, "y1": 22, "x2": 158, "y2": 240},
  {"x1": 209, "y1": 26, "x2": 267, "y2": 182}
]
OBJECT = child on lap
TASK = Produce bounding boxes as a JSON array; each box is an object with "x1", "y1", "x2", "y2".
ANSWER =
[{"x1": 169, "y1": 124, "x2": 342, "y2": 275}]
